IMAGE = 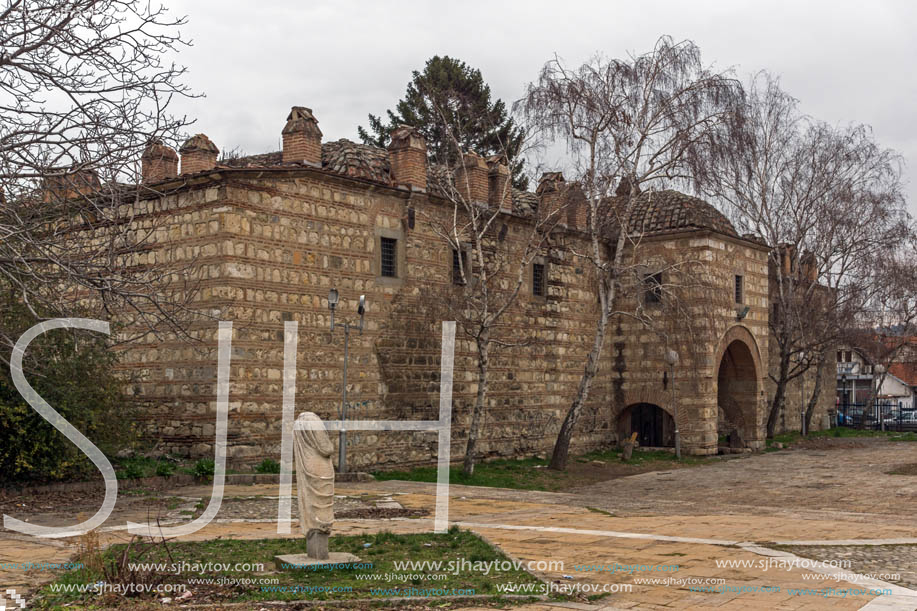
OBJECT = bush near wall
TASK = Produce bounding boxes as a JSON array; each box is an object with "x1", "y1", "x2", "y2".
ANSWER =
[{"x1": 0, "y1": 298, "x2": 132, "y2": 483}]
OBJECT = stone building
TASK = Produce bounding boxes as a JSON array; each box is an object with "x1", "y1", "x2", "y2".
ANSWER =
[{"x1": 102, "y1": 105, "x2": 831, "y2": 468}]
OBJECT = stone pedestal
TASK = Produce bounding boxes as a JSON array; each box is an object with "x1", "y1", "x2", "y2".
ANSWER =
[{"x1": 307, "y1": 531, "x2": 328, "y2": 559}]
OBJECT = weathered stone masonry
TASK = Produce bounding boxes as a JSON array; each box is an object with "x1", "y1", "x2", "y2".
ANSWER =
[{"x1": 108, "y1": 106, "x2": 832, "y2": 468}]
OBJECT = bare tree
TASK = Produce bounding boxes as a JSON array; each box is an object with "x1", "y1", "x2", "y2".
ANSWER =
[
  {"x1": 845, "y1": 232, "x2": 917, "y2": 415},
  {"x1": 420, "y1": 112, "x2": 565, "y2": 475},
  {"x1": 698, "y1": 72, "x2": 908, "y2": 437},
  {"x1": 520, "y1": 37, "x2": 743, "y2": 470},
  {"x1": 0, "y1": 0, "x2": 197, "y2": 350}
]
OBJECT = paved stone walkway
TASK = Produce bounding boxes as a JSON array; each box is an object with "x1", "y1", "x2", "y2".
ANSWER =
[{"x1": 4, "y1": 440, "x2": 917, "y2": 609}]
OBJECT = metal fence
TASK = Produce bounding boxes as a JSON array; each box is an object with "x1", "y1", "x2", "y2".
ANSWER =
[{"x1": 831, "y1": 400, "x2": 917, "y2": 431}]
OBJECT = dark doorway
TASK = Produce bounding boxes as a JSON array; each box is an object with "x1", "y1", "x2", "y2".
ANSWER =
[
  {"x1": 621, "y1": 403, "x2": 674, "y2": 448},
  {"x1": 717, "y1": 339, "x2": 758, "y2": 448}
]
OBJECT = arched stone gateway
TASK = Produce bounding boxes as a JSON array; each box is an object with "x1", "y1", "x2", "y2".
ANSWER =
[
  {"x1": 714, "y1": 326, "x2": 764, "y2": 450},
  {"x1": 618, "y1": 403, "x2": 675, "y2": 448}
]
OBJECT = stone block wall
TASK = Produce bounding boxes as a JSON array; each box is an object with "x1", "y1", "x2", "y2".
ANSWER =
[
  {"x1": 607, "y1": 231, "x2": 771, "y2": 455},
  {"x1": 118, "y1": 168, "x2": 617, "y2": 468}
]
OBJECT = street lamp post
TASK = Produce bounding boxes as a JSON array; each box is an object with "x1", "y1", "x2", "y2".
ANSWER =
[
  {"x1": 875, "y1": 364, "x2": 886, "y2": 431},
  {"x1": 328, "y1": 288, "x2": 365, "y2": 474},
  {"x1": 665, "y1": 349, "x2": 681, "y2": 459},
  {"x1": 840, "y1": 373, "x2": 848, "y2": 427}
]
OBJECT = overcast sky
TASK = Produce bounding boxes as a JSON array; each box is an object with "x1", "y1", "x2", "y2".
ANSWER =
[{"x1": 169, "y1": 0, "x2": 917, "y2": 212}]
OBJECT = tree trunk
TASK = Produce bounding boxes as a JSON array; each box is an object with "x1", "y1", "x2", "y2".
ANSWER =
[
  {"x1": 549, "y1": 290, "x2": 610, "y2": 471},
  {"x1": 804, "y1": 353, "x2": 825, "y2": 434},
  {"x1": 463, "y1": 335, "x2": 489, "y2": 476},
  {"x1": 766, "y1": 351, "x2": 790, "y2": 438}
]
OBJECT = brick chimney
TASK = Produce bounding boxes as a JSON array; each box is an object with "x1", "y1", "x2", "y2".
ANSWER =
[
  {"x1": 179, "y1": 134, "x2": 219, "y2": 175},
  {"x1": 388, "y1": 125, "x2": 426, "y2": 190},
  {"x1": 454, "y1": 152, "x2": 488, "y2": 203},
  {"x1": 141, "y1": 139, "x2": 178, "y2": 183},
  {"x1": 800, "y1": 250, "x2": 817, "y2": 283},
  {"x1": 776, "y1": 243, "x2": 796, "y2": 276},
  {"x1": 282, "y1": 106, "x2": 322, "y2": 166},
  {"x1": 487, "y1": 155, "x2": 512, "y2": 213},
  {"x1": 42, "y1": 168, "x2": 101, "y2": 202},
  {"x1": 536, "y1": 172, "x2": 566, "y2": 221}
]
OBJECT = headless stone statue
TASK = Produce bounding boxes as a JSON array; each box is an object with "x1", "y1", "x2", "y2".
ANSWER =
[{"x1": 294, "y1": 412, "x2": 334, "y2": 560}]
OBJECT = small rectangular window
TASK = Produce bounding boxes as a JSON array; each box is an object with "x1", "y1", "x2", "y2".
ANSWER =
[
  {"x1": 845, "y1": 350, "x2": 852, "y2": 363},
  {"x1": 837, "y1": 351, "x2": 843, "y2": 363},
  {"x1": 380, "y1": 237, "x2": 397, "y2": 278},
  {"x1": 735, "y1": 274, "x2": 744, "y2": 304},
  {"x1": 644, "y1": 272, "x2": 662, "y2": 304},
  {"x1": 452, "y1": 248, "x2": 467, "y2": 285},
  {"x1": 532, "y1": 262, "x2": 545, "y2": 297}
]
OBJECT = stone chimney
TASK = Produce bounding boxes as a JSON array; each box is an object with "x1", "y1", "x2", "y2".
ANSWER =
[
  {"x1": 454, "y1": 152, "x2": 488, "y2": 204},
  {"x1": 141, "y1": 139, "x2": 178, "y2": 183},
  {"x1": 388, "y1": 125, "x2": 426, "y2": 190},
  {"x1": 282, "y1": 106, "x2": 322, "y2": 165},
  {"x1": 487, "y1": 155, "x2": 512, "y2": 213},
  {"x1": 179, "y1": 134, "x2": 219, "y2": 175},
  {"x1": 42, "y1": 168, "x2": 101, "y2": 203}
]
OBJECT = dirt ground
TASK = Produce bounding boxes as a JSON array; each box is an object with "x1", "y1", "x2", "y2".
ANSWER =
[{"x1": 5, "y1": 437, "x2": 917, "y2": 610}]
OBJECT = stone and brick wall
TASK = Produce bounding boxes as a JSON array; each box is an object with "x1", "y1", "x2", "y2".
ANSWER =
[
  {"x1": 116, "y1": 166, "x2": 616, "y2": 468},
  {"x1": 90, "y1": 109, "x2": 835, "y2": 468}
]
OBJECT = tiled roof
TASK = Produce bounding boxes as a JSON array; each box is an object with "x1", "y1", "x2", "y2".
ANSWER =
[
  {"x1": 219, "y1": 139, "x2": 391, "y2": 184},
  {"x1": 221, "y1": 145, "x2": 738, "y2": 237},
  {"x1": 613, "y1": 190, "x2": 737, "y2": 237},
  {"x1": 513, "y1": 189, "x2": 538, "y2": 215},
  {"x1": 220, "y1": 151, "x2": 282, "y2": 168},
  {"x1": 889, "y1": 363, "x2": 917, "y2": 387},
  {"x1": 321, "y1": 139, "x2": 390, "y2": 183}
]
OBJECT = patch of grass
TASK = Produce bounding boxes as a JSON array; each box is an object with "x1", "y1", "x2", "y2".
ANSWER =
[
  {"x1": 585, "y1": 506, "x2": 614, "y2": 516},
  {"x1": 112, "y1": 456, "x2": 188, "y2": 480},
  {"x1": 765, "y1": 428, "x2": 917, "y2": 447},
  {"x1": 373, "y1": 447, "x2": 712, "y2": 492},
  {"x1": 35, "y1": 529, "x2": 540, "y2": 606},
  {"x1": 113, "y1": 456, "x2": 158, "y2": 480},
  {"x1": 255, "y1": 458, "x2": 281, "y2": 474},
  {"x1": 121, "y1": 487, "x2": 153, "y2": 497},
  {"x1": 768, "y1": 431, "x2": 802, "y2": 446},
  {"x1": 807, "y1": 428, "x2": 917, "y2": 441},
  {"x1": 374, "y1": 456, "x2": 554, "y2": 490}
]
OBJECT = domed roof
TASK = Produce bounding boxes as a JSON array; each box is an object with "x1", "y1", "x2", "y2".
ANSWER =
[{"x1": 623, "y1": 190, "x2": 737, "y2": 237}]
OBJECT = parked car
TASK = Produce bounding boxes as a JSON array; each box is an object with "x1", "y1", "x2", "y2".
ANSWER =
[{"x1": 884, "y1": 411, "x2": 917, "y2": 426}]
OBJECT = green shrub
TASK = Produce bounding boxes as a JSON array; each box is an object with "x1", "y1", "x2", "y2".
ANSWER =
[
  {"x1": 193, "y1": 458, "x2": 215, "y2": 480},
  {"x1": 122, "y1": 462, "x2": 145, "y2": 480},
  {"x1": 155, "y1": 461, "x2": 175, "y2": 477},
  {"x1": 255, "y1": 458, "x2": 280, "y2": 474},
  {"x1": 0, "y1": 298, "x2": 132, "y2": 483}
]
